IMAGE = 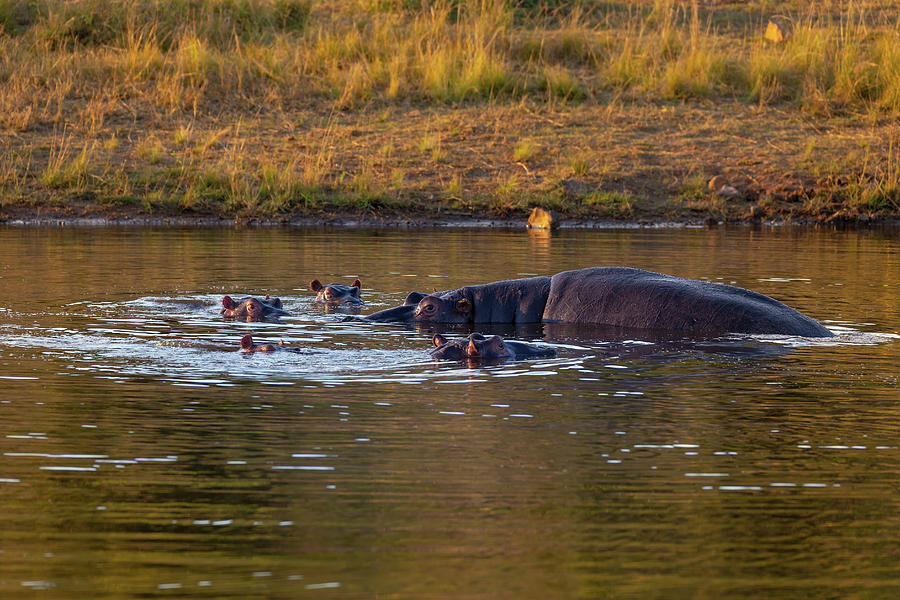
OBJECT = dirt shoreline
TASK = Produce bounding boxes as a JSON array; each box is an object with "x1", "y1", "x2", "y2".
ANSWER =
[{"x1": 3, "y1": 210, "x2": 898, "y2": 229}]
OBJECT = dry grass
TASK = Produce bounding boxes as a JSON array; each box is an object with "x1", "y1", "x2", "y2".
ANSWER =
[{"x1": 2, "y1": 0, "x2": 900, "y2": 221}]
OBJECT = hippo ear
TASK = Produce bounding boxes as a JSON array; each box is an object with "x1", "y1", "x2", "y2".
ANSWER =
[
  {"x1": 310, "y1": 280, "x2": 322, "y2": 292},
  {"x1": 432, "y1": 334, "x2": 447, "y2": 347},
  {"x1": 222, "y1": 295, "x2": 235, "y2": 309},
  {"x1": 352, "y1": 279, "x2": 361, "y2": 289},
  {"x1": 456, "y1": 298, "x2": 472, "y2": 315},
  {"x1": 240, "y1": 335, "x2": 253, "y2": 350},
  {"x1": 404, "y1": 292, "x2": 426, "y2": 305}
]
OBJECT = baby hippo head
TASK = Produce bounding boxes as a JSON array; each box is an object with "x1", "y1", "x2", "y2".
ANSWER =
[
  {"x1": 430, "y1": 333, "x2": 555, "y2": 362},
  {"x1": 465, "y1": 333, "x2": 511, "y2": 360},
  {"x1": 310, "y1": 279, "x2": 363, "y2": 305},
  {"x1": 239, "y1": 334, "x2": 278, "y2": 353},
  {"x1": 429, "y1": 333, "x2": 511, "y2": 361},
  {"x1": 429, "y1": 333, "x2": 470, "y2": 361}
]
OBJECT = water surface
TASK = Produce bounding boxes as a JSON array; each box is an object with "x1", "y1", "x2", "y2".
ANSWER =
[{"x1": 1, "y1": 226, "x2": 898, "y2": 599}]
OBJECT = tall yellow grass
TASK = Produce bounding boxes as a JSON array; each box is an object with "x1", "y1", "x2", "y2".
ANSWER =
[
  {"x1": 2, "y1": 0, "x2": 900, "y2": 213},
  {"x1": 2, "y1": 1, "x2": 899, "y2": 128},
  {"x1": 2, "y1": 1, "x2": 898, "y2": 122}
]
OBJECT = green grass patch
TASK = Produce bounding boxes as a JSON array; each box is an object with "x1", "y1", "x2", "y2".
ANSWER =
[
  {"x1": 566, "y1": 154, "x2": 590, "y2": 177},
  {"x1": 538, "y1": 65, "x2": 585, "y2": 100},
  {"x1": 513, "y1": 139, "x2": 537, "y2": 163},
  {"x1": 39, "y1": 142, "x2": 92, "y2": 190},
  {"x1": 582, "y1": 191, "x2": 635, "y2": 217}
]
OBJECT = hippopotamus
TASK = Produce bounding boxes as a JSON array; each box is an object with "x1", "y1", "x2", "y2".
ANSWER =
[
  {"x1": 221, "y1": 294, "x2": 290, "y2": 321},
  {"x1": 361, "y1": 267, "x2": 833, "y2": 337},
  {"x1": 310, "y1": 279, "x2": 363, "y2": 306},
  {"x1": 430, "y1": 333, "x2": 557, "y2": 361},
  {"x1": 239, "y1": 334, "x2": 279, "y2": 353},
  {"x1": 238, "y1": 335, "x2": 303, "y2": 353}
]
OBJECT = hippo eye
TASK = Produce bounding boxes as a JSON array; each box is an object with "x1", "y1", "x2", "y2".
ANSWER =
[{"x1": 423, "y1": 303, "x2": 436, "y2": 313}]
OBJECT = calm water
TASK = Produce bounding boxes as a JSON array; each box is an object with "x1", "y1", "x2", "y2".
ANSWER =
[{"x1": 1, "y1": 226, "x2": 898, "y2": 599}]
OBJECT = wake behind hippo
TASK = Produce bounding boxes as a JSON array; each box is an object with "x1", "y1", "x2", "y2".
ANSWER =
[{"x1": 361, "y1": 267, "x2": 833, "y2": 337}]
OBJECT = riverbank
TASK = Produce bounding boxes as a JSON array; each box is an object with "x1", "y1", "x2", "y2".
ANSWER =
[
  {"x1": 5, "y1": 98, "x2": 900, "y2": 227},
  {"x1": 5, "y1": 211, "x2": 899, "y2": 230},
  {"x1": 3, "y1": 1, "x2": 900, "y2": 226}
]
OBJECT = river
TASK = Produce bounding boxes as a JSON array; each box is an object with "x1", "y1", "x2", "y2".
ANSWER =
[{"x1": 0, "y1": 225, "x2": 898, "y2": 599}]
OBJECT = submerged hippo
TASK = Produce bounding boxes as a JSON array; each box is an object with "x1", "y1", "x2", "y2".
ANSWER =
[
  {"x1": 310, "y1": 278, "x2": 363, "y2": 306},
  {"x1": 238, "y1": 335, "x2": 302, "y2": 354},
  {"x1": 361, "y1": 267, "x2": 833, "y2": 337},
  {"x1": 430, "y1": 333, "x2": 557, "y2": 361},
  {"x1": 240, "y1": 334, "x2": 279, "y2": 353},
  {"x1": 221, "y1": 294, "x2": 290, "y2": 321}
]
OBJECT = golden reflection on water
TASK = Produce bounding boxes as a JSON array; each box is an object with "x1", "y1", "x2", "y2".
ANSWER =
[{"x1": 0, "y1": 226, "x2": 898, "y2": 599}]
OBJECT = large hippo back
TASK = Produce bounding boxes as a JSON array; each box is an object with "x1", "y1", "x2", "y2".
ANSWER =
[{"x1": 543, "y1": 267, "x2": 832, "y2": 337}]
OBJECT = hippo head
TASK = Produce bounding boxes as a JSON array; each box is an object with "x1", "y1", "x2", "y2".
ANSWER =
[
  {"x1": 240, "y1": 334, "x2": 255, "y2": 352},
  {"x1": 310, "y1": 279, "x2": 363, "y2": 306},
  {"x1": 430, "y1": 334, "x2": 469, "y2": 360},
  {"x1": 222, "y1": 296, "x2": 278, "y2": 321},
  {"x1": 249, "y1": 298, "x2": 267, "y2": 319},
  {"x1": 414, "y1": 293, "x2": 472, "y2": 323},
  {"x1": 222, "y1": 295, "x2": 247, "y2": 318},
  {"x1": 430, "y1": 333, "x2": 509, "y2": 361},
  {"x1": 239, "y1": 334, "x2": 278, "y2": 353},
  {"x1": 431, "y1": 333, "x2": 556, "y2": 362},
  {"x1": 465, "y1": 334, "x2": 511, "y2": 360}
]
